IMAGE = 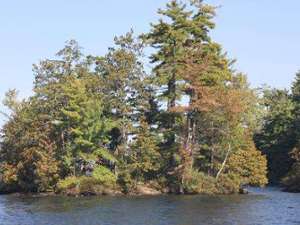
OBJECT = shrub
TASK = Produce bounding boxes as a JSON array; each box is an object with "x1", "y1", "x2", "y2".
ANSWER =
[
  {"x1": 78, "y1": 176, "x2": 99, "y2": 194},
  {"x1": 92, "y1": 166, "x2": 117, "y2": 188},
  {"x1": 117, "y1": 170, "x2": 134, "y2": 193},
  {"x1": 281, "y1": 163, "x2": 300, "y2": 192},
  {"x1": 0, "y1": 164, "x2": 18, "y2": 193},
  {"x1": 183, "y1": 169, "x2": 217, "y2": 194},
  {"x1": 56, "y1": 176, "x2": 80, "y2": 193},
  {"x1": 228, "y1": 148, "x2": 268, "y2": 187},
  {"x1": 216, "y1": 173, "x2": 241, "y2": 194},
  {"x1": 56, "y1": 166, "x2": 118, "y2": 195}
]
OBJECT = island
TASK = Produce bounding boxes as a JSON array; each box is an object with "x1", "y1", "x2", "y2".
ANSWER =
[{"x1": 0, "y1": 0, "x2": 299, "y2": 197}]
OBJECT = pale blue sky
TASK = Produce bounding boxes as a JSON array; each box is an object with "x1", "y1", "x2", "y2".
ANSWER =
[{"x1": 1, "y1": 0, "x2": 300, "y2": 125}]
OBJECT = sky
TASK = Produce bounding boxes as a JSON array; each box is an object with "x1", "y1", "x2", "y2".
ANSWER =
[{"x1": 1, "y1": 0, "x2": 300, "y2": 126}]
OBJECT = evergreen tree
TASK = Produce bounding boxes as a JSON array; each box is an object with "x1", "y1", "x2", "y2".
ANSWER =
[
  {"x1": 280, "y1": 71, "x2": 300, "y2": 191},
  {"x1": 143, "y1": 0, "x2": 216, "y2": 144},
  {"x1": 0, "y1": 0, "x2": 269, "y2": 195},
  {"x1": 255, "y1": 88, "x2": 296, "y2": 183},
  {"x1": 95, "y1": 31, "x2": 149, "y2": 159},
  {"x1": 129, "y1": 118, "x2": 162, "y2": 183},
  {"x1": 0, "y1": 98, "x2": 59, "y2": 192}
]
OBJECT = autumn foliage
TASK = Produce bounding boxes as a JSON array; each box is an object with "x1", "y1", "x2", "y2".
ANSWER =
[{"x1": 0, "y1": 0, "x2": 267, "y2": 195}]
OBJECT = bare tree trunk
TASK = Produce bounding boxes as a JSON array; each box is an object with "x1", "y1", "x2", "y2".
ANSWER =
[
  {"x1": 186, "y1": 114, "x2": 192, "y2": 147},
  {"x1": 216, "y1": 143, "x2": 231, "y2": 180},
  {"x1": 61, "y1": 131, "x2": 65, "y2": 152},
  {"x1": 210, "y1": 146, "x2": 214, "y2": 175},
  {"x1": 190, "y1": 118, "x2": 196, "y2": 167}
]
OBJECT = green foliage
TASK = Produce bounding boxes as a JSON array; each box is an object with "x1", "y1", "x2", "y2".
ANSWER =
[
  {"x1": 117, "y1": 170, "x2": 135, "y2": 194},
  {"x1": 0, "y1": 164, "x2": 18, "y2": 193},
  {"x1": 254, "y1": 72, "x2": 300, "y2": 192},
  {"x1": 281, "y1": 148, "x2": 300, "y2": 192},
  {"x1": 183, "y1": 169, "x2": 217, "y2": 194},
  {"x1": 94, "y1": 149, "x2": 117, "y2": 165},
  {"x1": 281, "y1": 163, "x2": 300, "y2": 192},
  {"x1": 228, "y1": 146, "x2": 268, "y2": 187},
  {"x1": 78, "y1": 177, "x2": 107, "y2": 195},
  {"x1": 216, "y1": 173, "x2": 241, "y2": 194},
  {"x1": 56, "y1": 173, "x2": 117, "y2": 196},
  {"x1": 92, "y1": 166, "x2": 117, "y2": 187},
  {"x1": 56, "y1": 176, "x2": 79, "y2": 192},
  {"x1": 0, "y1": 0, "x2": 269, "y2": 195},
  {"x1": 128, "y1": 119, "x2": 162, "y2": 182},
  {"x1": 255, "y1": 87, "x2": 297, "y2": 184},
  {"x1": 183, "y1": 169, "x2": 242, "y2": 195}
]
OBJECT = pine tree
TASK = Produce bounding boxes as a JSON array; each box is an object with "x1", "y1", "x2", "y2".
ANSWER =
[
  {"x1": 0, "y1": 1, "x2": 270, "y2": 194},
  {"x1": 280, "y1": 71, "x2": 300, "y2": 191},
  {"x1": 143, "y1": 0, "x2": 216, "y2": 145},
  {"x1": 255, "y1": 88, "x2": 296, "y2": 183},
  {"x1": 95, "y1": 31, "x2": 148, "y2": 159},
  {"x1": 129, "y1": 118, "x2": 161, "y2": 183}
]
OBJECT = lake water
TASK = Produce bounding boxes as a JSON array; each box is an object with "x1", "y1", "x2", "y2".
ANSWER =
[{"x1": 0, "y1": 187, "x2": 299, "y2": 225}]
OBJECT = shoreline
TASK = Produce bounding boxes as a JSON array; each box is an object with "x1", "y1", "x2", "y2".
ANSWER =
[{"x1": 0, "y1": 187, "x2": 251, "y2": 198}]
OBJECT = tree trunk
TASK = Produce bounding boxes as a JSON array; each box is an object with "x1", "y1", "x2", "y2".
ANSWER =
[
  {"x1": 167, "y1": 74, "x2": 176, "y2": 144},
  {"x1": 167, "y1": 74, "x2": 176, "y2": 110},
  {"x1": 216, "y1": 143, "x2": 231, "y2": 180},
  {"x1": 210, "y1": 146, "x2": 214, "y2": 175}
]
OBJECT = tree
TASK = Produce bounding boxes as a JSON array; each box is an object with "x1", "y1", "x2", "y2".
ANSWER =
[
  {"x1": 255, "y1": 88, "x2": 296, "y2": 183},
  {"x1": 0, "y1": 41, "x2": 117, "y2": 192},
  {"x1": 0, "y1": 98, "x2": 59, "y2": 192},
  {"x1": 143, "y1": 0, "x2": 216, "y2": 145},
  {"x1": 281, "y1": 147, "x2": 300, "y2": 192},
  {"x1": 281, "y1": 71, "x2": 300, "y2": 191},
  {"x1": 0, "y1": 0, "x2": 269, "y2": 195},
  {"x1": 128, "y1": 118, "x2": 162, "y2": 183},
  {"x1": 143, "y1": 0, "x2": 268, "y2": 193},
  {"x1": 95, "y1": 31, "x2": 149, "y2": 159}
]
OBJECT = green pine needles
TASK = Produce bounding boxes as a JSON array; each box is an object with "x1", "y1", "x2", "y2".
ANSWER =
[{"x1": 0, "y1": 0, "x2": 269, "y2": 195}]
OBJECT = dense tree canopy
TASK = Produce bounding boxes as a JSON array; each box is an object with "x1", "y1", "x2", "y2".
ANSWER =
[
  {"x1": 0, "y1": 0, "x2": 268, "y2": 195},
  {"x1": 255, "y1": 72, "x2": 300, "y2": 192}
]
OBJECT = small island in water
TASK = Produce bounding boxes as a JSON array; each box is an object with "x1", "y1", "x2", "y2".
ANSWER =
[{"x1": 0, "y1": 0, "x2": 299, "y2": 197}]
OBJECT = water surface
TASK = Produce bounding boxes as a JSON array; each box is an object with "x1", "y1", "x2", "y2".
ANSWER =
[{"x1": 0, "y1": 187, "x2": 299, "y2": 225}]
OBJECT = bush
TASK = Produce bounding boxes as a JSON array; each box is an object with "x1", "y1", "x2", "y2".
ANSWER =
[
  {"x1": 183, "y1": 169, "x2": 217, "y2": 194},
  {"x1": 228, "y1": 148, "x2": 268, "y2": 187},
  {"x1": 117, "y1": 170, "x2": 135, "y2": 193},
  {"x1": 56, "y1": 175, "x2": 118, "y2": 196},
  {"x1": 281, "y1": 163, "x2": 300, "y2": 192},
  {"x1": 216, "y1": 173, "x2": 241, "y2": 194},
  {"x1": 155, "y1": 176, "x2": 168, "y2": 192},
  {"x1": 56, "y1": 166, "x2": 118, "y2": 195},
  {"x1": 78, "y1": 176, "x2": 100, "y2": 194},
  {"x1": 0, "y1": 164, "x2": 19, "y2": 193},
  {"x1": 92, "y1": 166, "x2": 117, "y2": 188},
  {"x1": 56, "y1": 176, "x2": 80, "y2": 193},
  {"x1": 183, "y1": 169, "x2": 244, "y2": 195}
]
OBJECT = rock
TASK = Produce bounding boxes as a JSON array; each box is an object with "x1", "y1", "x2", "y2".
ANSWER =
[
  {"x1": 100, "y1": 187, "x2": 122, "y2": 196},
  {"x1": 136, "y1": 185, "x2": 162, "y2": 196},
  {"x1": 239, "y1": 188, "x2": 249, "y2": 194}
]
